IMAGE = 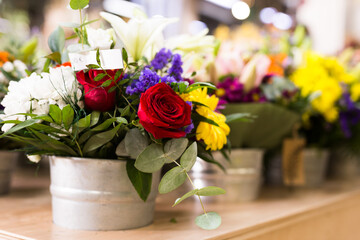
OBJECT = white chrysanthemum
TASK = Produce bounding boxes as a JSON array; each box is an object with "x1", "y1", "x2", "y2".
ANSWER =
[
  {"x1": 1, "y1": 66, "x2": 82, "y2": 132},
  {"x1": 87, "y1": 27, "x2": 115, "y2": 50},
  {"x1": 13, "y1": 60, "x2": 28, "y2": 76}
]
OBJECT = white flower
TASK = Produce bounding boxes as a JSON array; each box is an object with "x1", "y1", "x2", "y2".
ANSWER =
[
  {"x1": 87, "y1": 27, "x2": 115, "y2": 50},
  {"x1": 0, "y1": 72, "x2": 8, "y2": 84},
  {"x1": 27, "y1": 155, "x2": 41, "y2": 163},
  {"x1": 100, "y1": 11, "x2": 177, "y2": 61},
  {"x1": 1, "y1": 66, "x2": 81, "y2": 132},
  {"x1": 13, "y1": 60, "x2": 28, "y2": 77},
  {"x1": 2, "y1": 62, "x2": 14, "y2": 72}
]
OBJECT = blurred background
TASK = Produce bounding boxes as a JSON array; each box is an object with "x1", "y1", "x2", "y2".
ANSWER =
[{"x1": 0, "y1": 0, "x2": 359, "y2": 55}]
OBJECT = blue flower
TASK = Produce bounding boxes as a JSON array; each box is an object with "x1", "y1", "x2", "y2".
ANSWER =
[
  {"x1": 151, "y1": 48, "x2": 172, "y2": 70},
  {"x1": 339, "y1": 93, "x2": 360, "y2": 138}
]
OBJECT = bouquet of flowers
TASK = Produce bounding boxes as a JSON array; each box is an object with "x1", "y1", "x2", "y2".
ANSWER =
[
  {"x1": 0, "y1": 0, "x2": 242, "y2": 230},
  {"x1": 215, "y1": 49, "x2": 302, "y2": 149}
]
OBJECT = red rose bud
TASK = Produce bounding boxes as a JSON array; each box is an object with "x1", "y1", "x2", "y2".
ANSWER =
[
  {"x1": 138, "y1": 82, "x2": 192, "y2": 139},
  {"x1": 76, "y1": 69, "x2": 122, "y2": 112}
]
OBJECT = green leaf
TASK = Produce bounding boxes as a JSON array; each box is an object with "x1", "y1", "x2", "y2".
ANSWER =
[
  {"x1": 122, "y1": 48, "x2": 128, "y2": 64},
  {"x1": 125, "y1": 128, "x2": 150, "y2": 159},
  {"x1": 62, "y1": 105, "x2": 74, "y2": 130},
  {"x1": 86, "y1": 64, "x2": 100, "y2": 69},
  {"x1": 44, "y1": 52, "x2": 62, "y2": 64},
  {"x1": 69, "y1": 0, "x2": 89, "y2": 10},
  {"x1": 79, "y1": 19, "x2": 100, "y2": 28},
  {"x1": 76, "y1": 114, "x2": 91, "y2": 129},
  {"x1": 172, "y1": 189, "x2": 198, "y2": 207},
  {"x1": 108, "y1": 86, "x2": 117, "y2": 93},
  {"x1": 115, "y1": 140, "x2": 128, "y2": 157},
  {"x1": 94, "y1": 73, "x2": 107, "y2": 82},
  {"x1": 49, "y1": 105, "x2": 62, "y2": 125},
  {"x1": 48, "y1": 26, "x2": 65, "y2": 53},
  {"x1": 126, "y1": 160, "x2": 152, "y2": 202},
  {"x1": 116, "y1": 117, "x2": 128, "y2": 124},
  {"x1": 96, "y1": 48, "x2": 101, "y2": 66},
  {"x1": 197, "y1": 186, "x2": 226, "y2": 196},
  {"x1": 226, "y1": 113, "x2": 253, "y2": 124},
  {"x1": 83, "y1": 124, "x2": 121, "y2": 154},
  {"x1": 90, "y1": 112, "x2": 101, "y2": 127},
  {"x1": 180, "y1": 142, "x2": 197, "y2": 172},
  {"x1": 195, "y1": 212, "x2": 221, "y2": 230},
  {"x1": 114, "y1": 69, "x2": 123, "y2": 81},
  {"x1": 158, "y1": 166, "x2": 187, "y2": 194},
  {"x1": 164, "y1": 138, "x2": 188, "y2": 163},
  {"x1": 91, "y1": 118, "x2": 117, "y2": 131},
  {"x1": 78, "y1": 130, "x2": 94, "y2": 144},
  {"x1": 101, "y1": 79, "x2": 113, "y2": 88},
  {"x1": 135, "y1": 143, "x2": 166, "y2": 173},
  {"x1": 0, "y1": 118, "x2": 41, "y2": 137}
]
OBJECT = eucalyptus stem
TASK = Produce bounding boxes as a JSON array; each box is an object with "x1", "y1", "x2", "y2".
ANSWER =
[{"x1": 173, "y1": 160, "x2": 207, "y2": 215}]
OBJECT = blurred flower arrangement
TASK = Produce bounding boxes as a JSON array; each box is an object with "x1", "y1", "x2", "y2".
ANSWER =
[{"x1": 0, "y1": 0, "x2": 248, "y2": 230}]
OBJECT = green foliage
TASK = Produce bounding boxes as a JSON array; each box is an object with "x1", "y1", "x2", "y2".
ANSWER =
[
  {"x1": 195, "y1": 212, "x2": 221, "y2": 230},
  {"x1": 83, "y1": 124, "x2": 121, "y2": 154},
  {"x1": 135, "y1": 143, "x2": 166, "y2": 173},
  {"x1": 48, "y1": 26, "x2": 65, "y2": 53},
  {"x1": 69, "y1": 0, "x2": 89, "y2": 10},
  {"x1": 180, "y1": 142, "x2": 197, "y2": 171},
  {"x1": 158, "y1": 166, "x2": 187, "y2": 194},
  {"x1": 164, "y1": 138, "x2": 188, "y2": 163},
  {"x1": 124, "y1": 128, "x2": 150, "y2": 159},
  {"x1": 126, "y1": 160, "x2": 152, "y2": 201}
]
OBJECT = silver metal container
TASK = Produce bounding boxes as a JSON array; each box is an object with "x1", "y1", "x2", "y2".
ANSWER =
[
  {"x1": 49, "y1": 156, "x2": 160, "y2": 231},
  {"x1": 184, "y1": 149, "x2": 264, "y2": 202},
  {"x1": 328, "y1": 149, "x2": 360, "y2": 180},
  {"x1": 0, "y1": 151, "x2": 18, "y2": 195},
  {"x1": 303, "y1": 149, "x2": 329, "y2": 187}
]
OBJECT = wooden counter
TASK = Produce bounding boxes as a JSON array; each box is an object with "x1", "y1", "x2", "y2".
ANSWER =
[{"x1": 1, "y1": 168, "x2": 360, "y2": 240}]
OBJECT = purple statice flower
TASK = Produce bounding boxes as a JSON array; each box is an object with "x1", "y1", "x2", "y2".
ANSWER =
[
  {"x1": 168, "y1": 53, "x2": 183, "y2": 81},
  {"x1": 184, "y1": 123, "x2": 194, "y2": 134},
  {"x1": 126, "y1": 68, "x2": 160, "y2": 95},
  {"x1": 151, "y1": 48, "x2": 172, "y2": 70},
  {"x1": 339, "y1": 93, "x2": 360, "y2": 138},
  {"x1": 160, "y1": 75, "x2": 177, "y2": 85}
]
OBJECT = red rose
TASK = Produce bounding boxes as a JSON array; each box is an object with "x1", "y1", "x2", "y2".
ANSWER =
[
  {"x1": 76, "y1": 69, "x2": 121, "y2": 112},
  {"x1": 138, "y1": 83, "x2": 192, "y2": 139}
]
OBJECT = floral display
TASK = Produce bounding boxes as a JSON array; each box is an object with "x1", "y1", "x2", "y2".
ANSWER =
[{"x1": 0, "y1": 1, "x2": 247, "y2": 230}]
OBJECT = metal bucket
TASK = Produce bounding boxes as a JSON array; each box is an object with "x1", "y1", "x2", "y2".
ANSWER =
[
  {"x1": 0, "y1": 151, "x2": 18, "y2": 195},
  {"x1": 49, "y1": 156, "x2": 160, "y2": 231},
  {"x1": 328, "y1": 149, "x2": 360, "y2": 180},
  {"x1": 186, "y1": 149, "x2": 264, "y2": 202},
  {"x1": 303, "y1": 149, "x2": 329, "y2": 187}
]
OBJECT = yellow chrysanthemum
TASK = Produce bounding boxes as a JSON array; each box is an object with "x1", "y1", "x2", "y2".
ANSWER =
[
  {"x1": 180, "y1": 88, "x2": 230, "y2": 151},
  {"x1": 350, "y1": 82, "x2": 360, "y2": 102},
  {"x1": 290, "y1": 52, "x2": 352, "y2": 122}
]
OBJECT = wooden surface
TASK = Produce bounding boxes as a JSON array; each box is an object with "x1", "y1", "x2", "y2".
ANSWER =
[{"x1": 1, "y1": 168, "x2": 360, "y2": 240}]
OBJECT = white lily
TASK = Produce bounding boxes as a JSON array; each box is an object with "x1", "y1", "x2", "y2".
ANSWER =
[{"x1": 100, "y1": 11, "x2": 177, "y2": 61}]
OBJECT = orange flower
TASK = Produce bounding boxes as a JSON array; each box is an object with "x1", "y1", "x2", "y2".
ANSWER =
[
  {"x1": 55, "y1": 62, "x2": 72, "y2": 68},
  {"x1": 267, "y1": 53, "x2": 287, "y2": 77},
  {"x1": 0, "y1": 51, "x2": 10, "y2": 67}
]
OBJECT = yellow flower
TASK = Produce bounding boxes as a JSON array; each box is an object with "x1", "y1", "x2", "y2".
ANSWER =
[
  {"x1": 180, "y1": 88, "x2": 230, "y2": 151},
  {"x1": 290, "y1": 52, "x2": 351, "y2": 122},
  {"x1": 350, "y1": 82, "x2": 360, "y2": 102}
]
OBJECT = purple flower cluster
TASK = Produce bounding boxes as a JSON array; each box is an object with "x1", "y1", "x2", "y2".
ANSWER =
[
  {"x1": 168, "y1": 54, "x2": 183, "y2": 81},
  {"x1": 150, "y1": 48, "x2": 172, "y2": 70},
  {"x1": 216, "y1": 77, "x2": 267, "y2": 103},
  {"x1": 126, "y1": 48, "x2": 184, "y2": 95},
  {"x1": 339, "y1": 93, "x2": 360, "y2": 138}
]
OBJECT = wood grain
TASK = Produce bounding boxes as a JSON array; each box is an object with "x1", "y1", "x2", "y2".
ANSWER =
[{"x1": 1, "y1": 168, "x2": 360, "y2": 240}]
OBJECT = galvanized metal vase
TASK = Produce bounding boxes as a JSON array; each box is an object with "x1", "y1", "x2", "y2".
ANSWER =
[
  {"x1": 328, "y1": 149, "x2": 360, "y2": 180},
  {"x1": 183, "y1": 149, "x2": 264, "y2": 202},
  {"x1": 0, "y1": 151, "x2": 18, "y2": 195},
  {"x1": 303, "y1": 149, "x2": 329, "y2": 187},
  {"x1": 49, "y1": 156, "x2": 160, "y2": 231}
]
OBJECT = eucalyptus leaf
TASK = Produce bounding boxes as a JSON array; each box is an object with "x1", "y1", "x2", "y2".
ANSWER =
[
  {"x1": 49, "y1": 105, "x2": 62, "y2": 125},
  {"x1": 197, "y1": 186, "x2": 226, "y2": 196},
  {"x1": 172, "y1": 189, "x2": 198, "y2": 207},
  {"x1": 62, "y1": 105, "x2": 74, "y2": 130},
  {"x1": 195, "y1": 212, "x2": 221, "y2": 230},
  {"x1": 135, "y1": 144, "x2": 166, "y2": 173},
  {"x1": 180, "y1": 142, "x2": 197, "y2": 172},
  {"x1": 115, "y1": 140, "x2": 128, "y2": 157},
  {"x1": 48, "y1": 26, "x2": 65, "y2": 53},
  {"x1": 164, "y1": 138, "x2": 188, "y2": 163},
  {"x1": 158, "y1": 166, "x2": 187, "y2": 194},
  {"x1": 83, "y1": 124, "x2": 121, "y2": 154},
  {"x1": 126, "y1": 160, "x2": 152, "y2": 202},
  {"x1": 69, "y1": 0, "x2": 89, "y2": 10},
  {"x1": 125, "y1": 128, "x2": 150, "y2": 159}
]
